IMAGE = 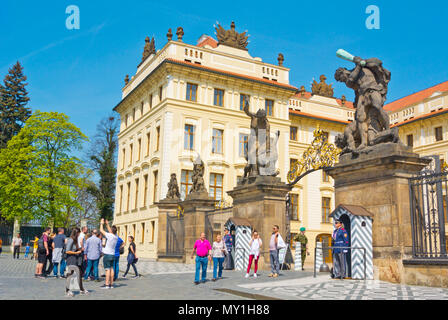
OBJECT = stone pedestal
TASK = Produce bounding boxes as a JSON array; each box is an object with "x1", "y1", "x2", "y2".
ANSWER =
[
  {"x1": 227, "y1": 176, "x2": 291, "y2": 270},
  {"x1": 326, "y1": 143, "x2": 430, "y2": 283},
  {"x1": 155, "y1": 199, "x2": 179, "y2": 260},
  {"x1": 181, "y1": 191, "x2": 216, "y2": 264}
]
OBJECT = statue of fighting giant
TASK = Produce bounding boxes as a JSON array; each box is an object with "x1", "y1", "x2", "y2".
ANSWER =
[
  {"x1": 242, "y1": 96, "x2": 280, "y2": 177},
  {"x1": 334, "y1": 49, "x2": 399, "y2": 154}
]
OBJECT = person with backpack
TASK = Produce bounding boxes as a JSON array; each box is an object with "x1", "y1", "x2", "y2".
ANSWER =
[
  {"x1": 34, "y1": 227, "x2": 51, "y2": 279},
  {"x1": 113, "y1": 235, "x2": 125, "y2": 281},
  {"x1": 65, "y1": 228, "x2": 88, "y2": 296},
  {"x1": 52, "y1": 228, "x2": 67, "y2": 278},
  {"x1": 122, "y1": 236, "x2": 140, "y2": 279}
]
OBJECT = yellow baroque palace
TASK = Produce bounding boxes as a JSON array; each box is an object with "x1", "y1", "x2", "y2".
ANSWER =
[{"x1": 112, "y1": 26, "x2": 448, "y2": 264}]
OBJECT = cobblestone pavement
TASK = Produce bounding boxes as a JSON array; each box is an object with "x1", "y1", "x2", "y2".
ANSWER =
[
  {"x1": 2, "y1": 254, "x2": 448, "y2": 300},
  {"x1": 236, "y1": 274, "x2": 448, "y2": 300},
  {"x1": 0, "y1": 254, "x2": 306, "y2": 300}
]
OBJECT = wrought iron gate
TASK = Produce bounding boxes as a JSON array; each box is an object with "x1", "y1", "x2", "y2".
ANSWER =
[
  {"x1": 166, "y1": 214, "x2": 184, "y2": 256},
  {"x1": 0, "y1": 221, "x2": 13, "y2": 246},
  {"x1": 409, "y1": 156, "x2": 447, "y2": 259},
  {"x1": 205, "y1": 207, "x2": 233, "y2": 242}
]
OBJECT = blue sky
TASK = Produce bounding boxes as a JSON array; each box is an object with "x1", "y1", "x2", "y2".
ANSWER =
[{"x1": 1, "y1": 0, "x2": 447, "y2": 146}]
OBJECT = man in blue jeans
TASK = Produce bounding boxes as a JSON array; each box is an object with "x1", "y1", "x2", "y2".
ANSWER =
[
  {"x1": 84, "y1": 229, "x2": 102, "y2": 281},
  {"x1": 114, "y1": 235, "x2": 124, "y2": 281},
  {"x1": 190, "y1": 233, "x2": 212, "y2": 285},
  {"x1": 52, "y1": 228, "x2": 67, "y2": 278}
]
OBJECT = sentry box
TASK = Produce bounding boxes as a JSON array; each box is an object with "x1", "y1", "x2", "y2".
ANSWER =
[
  {"x1": 329, "y1": 204, "x2": 374, "y2": 280},
  {"x1": 225, "y1": 217, "x2": 252, "y2": 271}
]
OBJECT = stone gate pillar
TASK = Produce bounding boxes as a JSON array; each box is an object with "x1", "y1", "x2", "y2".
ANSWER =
[
  {"x1": 181, "y1": 191, "x2": 216, "y2": 264},
  {"x1": 326, "y1": 143, "x2": 430, "y2": 283},
  {"x1": 155, "y1": 199, "x2": 179, "y2": 260},
  {"x1": 227, "y1": 176, "x2": 291, "y2": 270}
]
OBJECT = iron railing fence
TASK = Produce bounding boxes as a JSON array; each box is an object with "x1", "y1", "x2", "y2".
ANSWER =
[
  {"x1": 409, "y1": 169, "x2": 447, "y2": 259},
  {"x1": 166, "y1": 214, "x2": 184, "y2": 257}
]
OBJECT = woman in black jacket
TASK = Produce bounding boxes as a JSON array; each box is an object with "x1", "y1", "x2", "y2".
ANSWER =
[{"x1": 123, "y1": 236, "x2": 140, "y2": 279}]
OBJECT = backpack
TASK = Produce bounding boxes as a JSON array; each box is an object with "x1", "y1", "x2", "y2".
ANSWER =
[{"x1": 37, "y1": 238, "x2": 45, "y2": 251}]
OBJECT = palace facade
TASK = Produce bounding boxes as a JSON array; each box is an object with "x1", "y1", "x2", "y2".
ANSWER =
[{"x1": 112, "y1": 24, "x2": 448, "y2": 263}]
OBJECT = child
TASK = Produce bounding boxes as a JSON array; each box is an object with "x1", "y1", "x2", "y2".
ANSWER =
[{"x1": 24, "y1": 243, "x2": 30, "y2": 259}]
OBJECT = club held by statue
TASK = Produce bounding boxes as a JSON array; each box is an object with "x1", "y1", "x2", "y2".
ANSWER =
[{"x1": 336, "y1": 49, "x2": 366, "y2": 66}]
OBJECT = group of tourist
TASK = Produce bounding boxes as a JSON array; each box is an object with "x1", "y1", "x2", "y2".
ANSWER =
[
  {"x1": 191, "y1": 224, "x2": 288, "y2": 285},
  {"x1": 27, "y1": 218, "x2": 140, "y2": 296}
]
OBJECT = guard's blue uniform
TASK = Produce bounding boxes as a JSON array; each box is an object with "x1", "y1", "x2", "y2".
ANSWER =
[
  {"x1": 332, "y1": 227, "x2": 349, "y2": 278},
  {"x1": 332, "y1": 228, "x2": 349, "y2": 253}
]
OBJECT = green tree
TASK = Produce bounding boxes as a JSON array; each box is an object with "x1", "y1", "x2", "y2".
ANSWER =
[
  {"x1": 87, "y1": 115, "x2": 119, "y2": 221},
  {"x1": 0, "y1": 111, "x2": 88, "y2": 226},
  {"x1": 0, "y1": 61, "x2": 31, "y2": 149}
]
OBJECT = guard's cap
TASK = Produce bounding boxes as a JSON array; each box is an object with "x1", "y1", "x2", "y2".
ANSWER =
[
  {"x1": 300, "y1": 227, "x2": 306, "y2": 232},
  {"x1": 334, "y1": 219, "x2": 341, "y2": 223}
]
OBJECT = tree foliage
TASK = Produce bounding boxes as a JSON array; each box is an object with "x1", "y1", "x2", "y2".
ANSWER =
[
  {"x1": 0, "y1": 61, "x2": 31, "y2": 149},
  {"x1": 87, "y1": 115, "x2": 119, "y2": 221},
  {"x1": 0, "y1": 111, "x2": 88, "y2": 226}
]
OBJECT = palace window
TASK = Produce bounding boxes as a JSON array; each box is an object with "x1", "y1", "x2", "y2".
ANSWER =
[
  {"x1": 435, "y1": 127, "x2": 443, "y2": 141},
  {"x1": 132, "y1": 108, "x2": 136, "y2": 123},
  {"x1": 153, "y1": 170, "x2": 158, "y2": 203},
  {"x1": 240, "y1": 94, "x2": 250, "y2": 111},
  {"x1": 134, "y1": 178, "x2": 139, "y2": 209},
  {"x1": 212, "y1": 129, "x2": 223, "y2": 154},
  {"x1": 150, "y1": 221, "x2": 155, "y2": 243},
  {"x1": 141, "y1": 222, "x2": 145, "y2": 244},
  {"x1": 146, "y1": 132, "x2": 150, "y2": 156},
  {"x1": 291, "y1": 194, "x2": 299, "y2": 221},
  {"x1": 322, "y1": 170, "x2": 330, "y2": 182},
  {"x1": 239, "y1": 134, "x2": 248, "y2": 158},
  {"x1": 290, "y1": 126, "x2": 298, "y2": 141},
  {"x1": 181, "y1": 170, "x2": 193, "y2": 200},
  {"x1": 209, "y1": 173, "x2": 223, "y2": 201},
  {"x1": 407, "y1": 134, "x2": 414, "y2": 147},
  {"x1": 322, "y1": 197, "x2": 331, "y2": 223},
  {"x1": 121, "y1": 148, "x2": 126, "y2": 169},
  {"x1": 129, "y1": 143, "x2": 133, "y2": 166},
  {"x1": 184, "y1": 124, "x2": 195, "y2": 150},
  {"x1": 143, "y1": 174, "x2": 148, "y2": 206},
  {"x1": 159, "y1": 86, "x2": 163, "y2": 102},
  {"x1": 126, "y1": 182, "x2": 131, "y2": 212},
  {"x1": 140, "y1": 101, "x2": 144, "y2": 117},
  {"x1": 119, "y1": 185, "x2": 123, "y2": 213},
  {"x1": 186, "y1": 83, "x2": 198, "y2": 102},
  {"x1": 265, "y1": 99, "x2": 274, "y2": 116},
  {"x1": 214, "y1": 89, "x2": 224, "y2": 107},
  {"x1": 149, "y1": 94, "x2": 153, "y2": 109},
  {"x1": 137, "y1": 138, "x2": 141, "y2": 162},
  {"x1": 156, "y1": 126, "x2": 160, "y2": 151}
]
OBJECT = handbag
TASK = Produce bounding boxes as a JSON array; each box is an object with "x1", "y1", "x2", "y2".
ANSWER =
[{"x1": 277, "y1": 234, "x2": 286, "y2": 249}]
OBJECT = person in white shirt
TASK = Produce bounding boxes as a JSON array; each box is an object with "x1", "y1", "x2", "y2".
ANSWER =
[
  {"x1": 211, "y1": 234, "x2": 226, "y2": 281},
  {"x1": 245, "y1": 231, "x2": 262, "y2": 278},
  {"x1": 12, "y1": 233, "x2": 22, "y2": 259},
  {"x1": 99, "y1": 218, "x2": 118, "y2": 289}
]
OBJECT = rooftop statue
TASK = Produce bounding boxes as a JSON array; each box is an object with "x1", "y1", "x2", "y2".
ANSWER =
[
  {"x1": 141, "y1": 36, "x2": 155, "y2": 63},
  {"x1": 215, "y1": 21, "x2": 249, "y2": 50},
  {"x1": 334, "y1": 49, "x2": 399, "y2": 155},
  {"x1": 311, "y1": 75, "x2": 334, "y2": 97}
]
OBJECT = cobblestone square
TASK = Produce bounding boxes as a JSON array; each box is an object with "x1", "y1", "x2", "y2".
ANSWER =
[{"x1": 1, "y1": 254, "x2": 448, "y2": 300}]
